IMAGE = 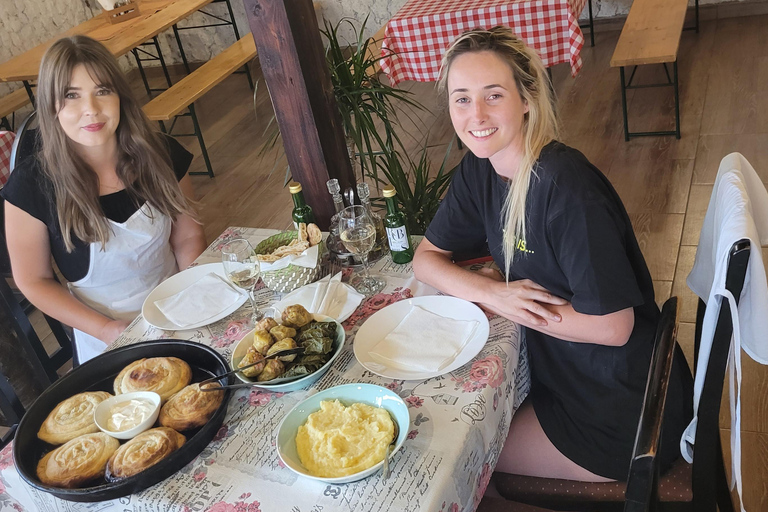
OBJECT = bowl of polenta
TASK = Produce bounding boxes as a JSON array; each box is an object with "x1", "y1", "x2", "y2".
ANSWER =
[{"x1": 276, "y1": 383, "x2": 409, "y2": 484}]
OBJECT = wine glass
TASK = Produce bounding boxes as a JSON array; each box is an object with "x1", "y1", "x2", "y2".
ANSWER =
[
  {"x1": 221, "y1": 238, "x2": 264, "y2": 323},
  {"x1": 339, "y1": 205, "x2": 385, "y2": 296}
]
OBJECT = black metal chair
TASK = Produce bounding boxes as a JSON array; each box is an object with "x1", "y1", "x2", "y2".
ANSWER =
[
  {"x1": 495, "y1": 240, "x2": 750, "y2": 512},
  {"x1": 0, "y1": 369, "x2": 25, "y2": 448},
  {"x1": 9, "y1": 110, "x2": 37, "y2": 172},
  {"x1": 2, "y1": 109, "x2": 75, "y2": 386},
  {"x1": 494, "y1": 296, "x2": 687, "y2": 512}
]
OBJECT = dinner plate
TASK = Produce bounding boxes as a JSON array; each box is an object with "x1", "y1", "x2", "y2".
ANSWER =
[
  {"x1": 142, "y1": 263, "x2": 248, "y2": 330},
  {"x1": 353, "y1": 295, "x2": 490, "y2": 380}
]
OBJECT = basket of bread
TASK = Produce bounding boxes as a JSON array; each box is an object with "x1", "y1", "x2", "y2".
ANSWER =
[{"x1": 255, "y1": 223, "x2": 323, "y2": 293}]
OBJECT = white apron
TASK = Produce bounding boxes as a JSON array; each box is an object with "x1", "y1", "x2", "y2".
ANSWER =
[{"x1": 67, "y1": 203, "x2": 178, "y2": 362}]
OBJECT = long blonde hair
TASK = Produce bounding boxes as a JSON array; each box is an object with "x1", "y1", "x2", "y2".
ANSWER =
[
  {"x1": 37, "y1": 35, "x2": 195, "y2": 252},
  {"x1": 438, "y1": 27, "x2": 559, "y2": 277}
]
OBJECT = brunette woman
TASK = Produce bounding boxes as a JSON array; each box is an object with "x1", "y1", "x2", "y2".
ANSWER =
[
  {"x1": 2, "y1": 36, "x2": 206, "y2": 362},
  {"x1": 413, "y1": 26, "x2": 692, "y2": 483}
]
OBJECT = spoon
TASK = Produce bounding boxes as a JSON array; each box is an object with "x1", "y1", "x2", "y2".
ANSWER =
[{"x1": 382, "y1": 419, "x2": 399, "y2": 480}]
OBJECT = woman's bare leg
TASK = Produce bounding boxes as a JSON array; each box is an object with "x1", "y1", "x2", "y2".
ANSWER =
[{"x1": 494, "y1": 399, "x2": 614, "y2": 482}]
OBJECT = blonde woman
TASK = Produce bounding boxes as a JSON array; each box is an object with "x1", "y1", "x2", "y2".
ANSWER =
[
  {"x1": 2, "y1": 36, "x2": 206, "y2": 362},
  {"x1": 413, "y1": 27, "x2": 692, "y2": 483}
]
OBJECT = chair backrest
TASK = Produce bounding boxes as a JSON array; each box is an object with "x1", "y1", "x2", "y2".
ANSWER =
[
  {"x1": 690, "y1": 239, "x2": 750, "y2": 512},
  {"x1": 9, "y1": 110, "x2": 38, "y2": 173},
  {"x1": 623, "y1": 296, "x2": 679, "y2": 512},
  {"x1": 0, "y1": 275, "x2": 74, "y2": 388},
  {"x1": 0, "y1": 369, "x2": 25, "y2": 448}
]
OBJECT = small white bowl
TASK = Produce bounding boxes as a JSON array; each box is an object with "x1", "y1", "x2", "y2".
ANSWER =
[
  {"x1": 230, "y1": 314, "x2": 345, "y2": 392},
  {"x1": 276, "y1": 383, "x2": 409, "y2": 484},
  {"x1": 93, "y1": 391, "x2": 162, "y2": 440}
]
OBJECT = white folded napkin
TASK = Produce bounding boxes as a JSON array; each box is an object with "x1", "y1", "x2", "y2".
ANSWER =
[
  {"x1": 369, "y1": 306, "x2": 479, "y2": 373},
  {"x1": 154, "y1": 273, "x2": 244, "y2": 328},
  {"x1": 258, "y1": 244, "x2": 319, "y2": 272},
  {"x1": 272, "y1": 272, "x2": 364, "y2": 322}
]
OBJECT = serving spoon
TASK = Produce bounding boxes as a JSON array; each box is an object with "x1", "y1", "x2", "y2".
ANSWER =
[{"x1": 382, "y1": 419, "x2": 399, "y2": 480}]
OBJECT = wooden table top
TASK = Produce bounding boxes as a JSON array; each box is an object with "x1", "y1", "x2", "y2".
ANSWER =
[{"x1": 0, "y1": 0, "x2": 214, "y2": 83}]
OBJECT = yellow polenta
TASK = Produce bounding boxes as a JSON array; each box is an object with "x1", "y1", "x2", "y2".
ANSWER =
[{"x1": 295, "y1": 400, "x2": 395, "y2": 478}]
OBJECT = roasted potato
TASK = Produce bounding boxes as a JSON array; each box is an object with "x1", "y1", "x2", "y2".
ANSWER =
[
  {"x1": 252, "y1": 330, "x2": 275, "y2": 355},
  {"x1": 267, "y1": 338, "x2": 298, "y2": 362},
  {"x1": 255, "y1": 317, "x2": 278, "y2": 332},
  {"x1": 269, "y1": 325, "x2": 296, "y2": 342},
  {"x1": 238, "y1": 347, "x2": 265, "y2": 378},
  {"x1": 282, "y1": 304, "x2": 312, "y2": 329},
  {"x1": 257, "y1": 359, "x2": 285, "y2": 382}
]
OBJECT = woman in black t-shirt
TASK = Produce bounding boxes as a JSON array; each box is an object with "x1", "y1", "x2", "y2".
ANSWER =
[
  {"x1": 413, "y1": 27, "x2": 691, "y2": 483},
  {"x1": 2, "y1": 36, "x2": 205, "y2": 362}
]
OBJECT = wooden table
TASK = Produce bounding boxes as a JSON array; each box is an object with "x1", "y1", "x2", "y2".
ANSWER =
[
  {"x1": 0, "y1": 0, "x2": 218, "y2": 101},
  {"x1": 0, "y1": 227, "x2": 529, "y2": 512}
]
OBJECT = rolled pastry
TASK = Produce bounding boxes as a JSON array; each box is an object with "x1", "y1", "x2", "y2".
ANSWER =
[
  {"x1": 37, "y1": 391, "x2": 113, "y2": 445},
  {"x1": 158, "y1": 383, "x2": 224, "y2": 431},
  {"x1": 105, "y1": 427, "x2": 186, "y2": 481},
  {"x1": 36, "y1": 432, "x2": 119, "y2": 488},
  {"x1": 114, "y1": 357, "x2": 192, "y2": 401}
]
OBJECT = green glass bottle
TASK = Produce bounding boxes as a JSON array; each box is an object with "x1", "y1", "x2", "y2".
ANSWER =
[
  {"x1": 289, "y1": 181, "x2": 316, "y2": 228},
  {"x1": 382, "y1": 185, "x2": 413, "y2": 264}
]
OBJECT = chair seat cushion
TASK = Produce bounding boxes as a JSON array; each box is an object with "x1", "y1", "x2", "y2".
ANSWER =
[{"x1": 494, "y1": 457, "x2": 692, "y2": 505}]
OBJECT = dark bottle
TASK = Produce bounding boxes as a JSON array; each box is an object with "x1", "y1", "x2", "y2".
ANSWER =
[
  {"x1": 382, "y1": 185, "x2": 413, "y2": 264},
  {"x1": 289, "y1": 181, "x2": 316, "y2": 228}
]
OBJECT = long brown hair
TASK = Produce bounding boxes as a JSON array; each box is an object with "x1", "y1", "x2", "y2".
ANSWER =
[
  {"x1": 437, "y1": 27, "x2": 559, "y2": 277},
  {"x1": 37, "y1": 35, "x2": 196, "y2": 252}
]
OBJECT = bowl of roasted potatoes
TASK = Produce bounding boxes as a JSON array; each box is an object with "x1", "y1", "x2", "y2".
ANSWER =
[{"x1": 230, "y1": 304, "x2": 345, "y2": 392}]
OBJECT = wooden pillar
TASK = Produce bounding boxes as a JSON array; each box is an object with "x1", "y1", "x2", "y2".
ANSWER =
[{"x1": 242, "y1": 0, "x2": 355, "y2": 229}]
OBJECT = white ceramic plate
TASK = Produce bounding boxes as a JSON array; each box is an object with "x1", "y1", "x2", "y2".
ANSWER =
[
  {"x1": 353, "y1": 295, "x2": 490, "y2": 380},
  {"x1": 230, "y1": 314, "x2": 345, "y2": 392},
  {"x1": 142, "y1": 263, "x2": 248, "y2": 331},
  {"x1": 276, "y1": 383, "x2": 409, "y2": 484}
]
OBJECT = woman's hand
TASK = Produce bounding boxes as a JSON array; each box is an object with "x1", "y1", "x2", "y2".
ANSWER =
[
  {"x1": 476, "y1": 268, "x2": 568, "y2": 326},
  {"x1": 97, "y1": 319, "x2": 131, "y2": 345}
]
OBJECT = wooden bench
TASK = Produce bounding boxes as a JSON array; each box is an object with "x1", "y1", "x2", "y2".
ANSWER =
[
  {"x1": 143, "y1": 33, "x2": 257, "y2": 177},
  {"x1": 0, "y1": 89, "x2": 31, "y2": 131},
  {"x1": 610, "y1": 0, "x2": 697, "y2": 140}
]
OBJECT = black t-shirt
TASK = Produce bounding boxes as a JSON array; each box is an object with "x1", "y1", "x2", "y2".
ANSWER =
[
  {"x1": 1, "y1": 135, "x2": 193, "y2": 282},
  {"x1": 426, "y1": 142, "x2": 692, "y2": 479}
]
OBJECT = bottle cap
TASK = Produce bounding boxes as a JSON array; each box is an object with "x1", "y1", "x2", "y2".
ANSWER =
[
  {"x1": 382, "y1": 185, "x2": 396, "y2": 198},
  {"x1": 326, "y1": 179, "x2": 340, "y2": 195},
  {"x1": 288, "y1": 181, "x2": 302, "y2": 193}
]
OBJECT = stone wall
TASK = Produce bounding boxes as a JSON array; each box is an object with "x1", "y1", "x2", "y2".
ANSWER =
[{"x1": 0, "y1": 0, "x2": 762, "y2": 100}]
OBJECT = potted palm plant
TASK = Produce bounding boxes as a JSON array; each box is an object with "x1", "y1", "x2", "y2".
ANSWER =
[{"x1": 258, "y1": 17, "x2": 456, "y2": 232}]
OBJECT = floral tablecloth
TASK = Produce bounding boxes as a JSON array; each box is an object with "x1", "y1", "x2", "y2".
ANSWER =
[{"x1": 0, "y1": 227, "x2": 529, "y2": 512}]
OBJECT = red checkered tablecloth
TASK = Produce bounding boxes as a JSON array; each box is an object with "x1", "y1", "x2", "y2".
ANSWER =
[
  {"x1": 381, "y1": 0, "x2": 587, "y2": 86},
  {"x1": 0, "y1": 131, "x2": 15, "y2": 187}
]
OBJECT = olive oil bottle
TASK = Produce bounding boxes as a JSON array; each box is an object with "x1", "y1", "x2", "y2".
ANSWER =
[
  {"x1": 382, "y1": 185, "x2": 413, "y2": 264},
  {"x1": 289, "y1": 181, "x2": 316, "y2": 228}
]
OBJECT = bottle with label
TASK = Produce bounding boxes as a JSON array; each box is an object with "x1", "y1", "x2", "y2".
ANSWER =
[
  {"x1": 356, "y1": 183, "x2": 387, "y2": 256},
  {"x1": 289, "y1": 181, "x2": 316, "y2": 228},
  {"x1": 382, "y1": 185, "x2": 413, "y2": 264}
]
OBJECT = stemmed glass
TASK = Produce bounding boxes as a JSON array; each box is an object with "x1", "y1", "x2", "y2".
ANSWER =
[
  {"x1": 339, "y1": 205, "x2": 385, "y2": 296},
  {"x1": 221, "y1": 238, "x2": 264, "y2": 323}
]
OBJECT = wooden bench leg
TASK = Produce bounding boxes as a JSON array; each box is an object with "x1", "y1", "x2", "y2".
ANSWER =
[
  {"x1": 619, "y1": 62, "x2": 681, "y2": 141},
  {"x1": 172, "y1": 24, "x2": 192, "y2": 75},
  {"x1": 132, "y1": 37, "x2": 173, "y2": 98},
  {"x1": 673, "y1": 60, "x2": 680, "y2": 139},
  {"x1": 22, "y1": 81, "x2": 35, "y2": 107},
  {"x1": 620, "y1": 66, "x2": 630, "y2": 141},
  {"x1": 188, "y1": 104, "x2": 215, "y2": 178},
  {"x1": 587, "y1": 0, "x2": 595, "y2": 47}
]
